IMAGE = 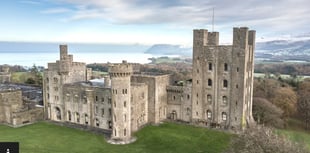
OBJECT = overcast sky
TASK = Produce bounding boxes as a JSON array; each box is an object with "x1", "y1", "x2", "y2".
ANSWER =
[{"x1": 1, "y1": 0, "x2": 309, "y2": 45}]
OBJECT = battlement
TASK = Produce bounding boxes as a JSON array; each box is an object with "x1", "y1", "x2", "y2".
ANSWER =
[
  {"x1": 109, "y1": 60, "x2": 133, "y2": 77},
  {"x1": 193, "y1": 27, "x2": 255, "y2": 48},
  {"x1": 233, "y1": 27, "x2": 256, "y2": 49}
]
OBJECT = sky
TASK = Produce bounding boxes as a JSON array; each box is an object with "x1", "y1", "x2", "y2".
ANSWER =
[{"x1": 0, "y1": 0, "x2": 310, "y2": 46}]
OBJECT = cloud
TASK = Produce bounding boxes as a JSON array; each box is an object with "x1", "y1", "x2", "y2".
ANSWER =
[
  {"x1": 41, "y1": 8, "x2": 72, "y2": 14},
  {"x1": 44, "y1": 0, "x2": 310, "y2": 35}
]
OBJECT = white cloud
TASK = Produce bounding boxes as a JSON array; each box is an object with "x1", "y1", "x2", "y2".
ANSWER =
[{"x1": 41, "y1": 8, "x2": 72, "y2": 14}]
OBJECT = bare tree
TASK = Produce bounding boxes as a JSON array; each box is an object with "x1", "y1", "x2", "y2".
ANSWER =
[{"x1": 226, "y1": 126, "x2": 309, "y2": 153}]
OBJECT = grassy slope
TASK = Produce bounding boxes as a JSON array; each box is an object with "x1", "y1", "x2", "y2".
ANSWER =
[
  {"x1": 0, "y1": 122, "x2": 231, "y2": 153},
  {"x1": 276, "y1": 119, "x2": 310, "y2": 151}
]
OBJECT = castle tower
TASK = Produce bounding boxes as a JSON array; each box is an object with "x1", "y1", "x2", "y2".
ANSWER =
[
  {"x1": 108, "y1": 60, "x2": 134, "y2": 144},
  {"x1": 191, "y1": 27, "x2": 255, "y2": 130}
]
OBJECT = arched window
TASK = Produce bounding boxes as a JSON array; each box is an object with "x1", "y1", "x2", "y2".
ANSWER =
[
  {"x1": 223, "y1": 96, "x2": 227, "y2": 105},
  {"x1": 224, "y1": 63, "x2": 228, "y2": 71},
  {"x1": 207, "y1": 94, "x2": 212, "y2": 104},
  {"x1": 222, "y1": 112, "x2": 227, "y2": 121},
  {"x1": 207, "y1": 110, "x2": 212, "y2": 119},
  {"x1": 124, "y1": 128, "x2": 127, "y2": 136},
  {"x1": 208, "y1": 79, "x2": 212, "y2": 86},
  {"x1": 223, "y1": 80, "x2": 228, "y2": 88},
  {"x1": 55, "y1": 107, "x2": 61, "y2": 120}
]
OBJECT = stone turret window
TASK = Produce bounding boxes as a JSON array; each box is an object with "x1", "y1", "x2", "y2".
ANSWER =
[
  {"x1": 124, "y1": 101, "x2": 127, "y2": 107},
  {"x1": 173, "y1": 96, "x2": 176, "y2": 100},
  {"x1": 208, "y1": 63, "x2": 212, "y2": 71},
  {"x1": 124, "y1": 114, "x2": 127, "y2": 122},
  {"x1": 95, "y1": 96, "x2": 98, "y2": 101},
  {"x1": 207, "y1": 110, "x2": 212, "y2": 119},
  {"x1": 53, "y1": 77, "x2": 58, "y2": 83},
  {"x1": 222, "y1": 112, "x2": 227, "y2": 121},
  {"x1": 187, "y1": 95, "x2": 190, "y2": 100},
  {"x1": 101, "y1": 108, "x2": 104, "y2": 117},
  {"x1": 124, "y1": 128, "x2": 127, "y2": 136},
  {"x1": 237, "y1": 67, "x2": 239, "y2": 72},
  {"x1": 207, "y1": 94, "x2": 212, "y2": 104},
  {"x1": 224, "y1": 63, "x2": 228, "y2": 71},
  {"x1": 223, "y1": 80, "x2": 228, "y2": 88},
  {"x1": 55, "y1": 107, "x2": 61, "y2": 120},
  {"x1": 223, "y1": 96, "x2": 227, "y2": 105},
  {"x1": 208, "y1": 79, "x2": 212, "y2": 86}
]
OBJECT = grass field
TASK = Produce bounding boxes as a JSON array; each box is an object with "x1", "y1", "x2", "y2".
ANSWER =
[{"x1": 0, "y1": 122, "x2": 232, "y2": 153}]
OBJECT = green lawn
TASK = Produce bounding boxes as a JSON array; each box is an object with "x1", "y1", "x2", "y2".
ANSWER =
[
  {"x1": 0, "y1": 122, "x2": 232, "y2": 153},
  {"x1": 277, "y1": 129, "x2": 310, "y2": 151}
]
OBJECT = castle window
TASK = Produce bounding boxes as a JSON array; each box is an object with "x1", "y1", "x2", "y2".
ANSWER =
[
  {"x1": 197, "y1": 80, "x2": 199, "y2": 84},
  {"x1": 68, "y1": 111, "x2": 71, "y2": 121},
  {"x1": 95, "y1": 96, "x2": 98, "y2": 101},
  {"x1": 53, "y1": 77, "x2": 58, "y2": 83},
  {"x1": 208, "y1": 63, "x2": 212, "y2": 71},
  {"x1": 207, "y1": 94, "x2": 212, "y2": 104},
  {"x1": 55, "y1": 107, "x2": 61, "y2": 120},
  {"x1": 223, "y1": 80, "x2": 228, "y2": 88},
  {"x1": 96, "y1": 118, "x2": 99, "y2": 127},
  {"x1": 109, "y1": 108, "x2": 112, "y2": 116},
  {"x1": 46, "y1": 77, "x2": 49, "y2": 82},
  {"x1": 224, "y1": 63, "x2": 228, "y2": 71},
  {"x1": 124, "y1": 101, "x2": 127, "y2": 107},
  {"x1": 76, "y1": 113, "x2": 80, "y2": 123},
  {"x1": 173, "y1": 96, "x2": 176, "y2": 100},
  {"x1": 108, "y1": 98, "x2": 111, "y2": 104},
  {"x1": 197, "y1": 93, "x2": 198, "y2": 97},
  {"x1": 207, "y1": 110, "x2": 212, "y2": 119},
  {"x1": 196, "y1": 101, "x2": 198, "y2": 105},
  {"x1": 101, "y1": 108, "x2": 104, "y2": 117},
  {"x1": 125, "y1": 89, "x2": 127, "y2": 94},
  {"x1": 114, "y1": 101, "x2": 116, "y2": 107},
  {"x1": 236, "y1": 101, "x2": 238, "y2": 106},
  {"x1": 222, "y1": 112, "x2": 227, "y2": 121},
  {"x1": 101, "y1": 97, "x2": 104, "y2": 103},
  {"x1": 197, "y1": 69, "x2": 199, "y2": 73},
  {"x1": 124, "y1": 128, "x2": 127, "y2": 136},
  {"x1": 223, "y1": 96, "x2": 227, "y2": 105},
  {"x1": 114, "y1": 129, "x2": 117, "y2": 136},
  {"x1": 186, "y1": 108, "x2": 190, "y2": 115},
  {"x1": 237, "y1": 67, "x2": 239, "y2": 72},
  {"x1": 187, "y1": 95, "x2": 190, "y2": 100},
  {"x1": 85, "y1": 114, "x2": 89, "y2": 125},
  {"x1": 95, "y1": 106, "x2": 98, "y2": 115},
  {"x1": 208, "y1": 79, "x2": 212, "y2": 86},
  {"x1": 236, "y1": 84, "x2": 239, "y2": 88},
  {"x1": 54, "y1": 87, "x2": 58, "y2": 91},
  {"x1": 114, "y1": 114, "x2": 116, "y2": 122},
  {"x1": 196, "y1": 112, "x2": 198, "y2": 116},
  {"x1": 124, "y1": 114, "x2": 126, "y2": 122}
]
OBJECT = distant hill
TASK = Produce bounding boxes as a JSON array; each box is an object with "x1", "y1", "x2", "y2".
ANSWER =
[
  {"x1": 145, "y1": 44, "x2": 191, "y2": 56},
  {"x1": 256, "y1": 39, "x2": 310, "y2": 61},
  {"x1": 0, "y1": 41, "x2": 149, "y2": 53}
]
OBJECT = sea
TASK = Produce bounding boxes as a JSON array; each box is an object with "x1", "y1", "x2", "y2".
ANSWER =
[{"x1": 0, "y1": 52, "x2": 163, "y2": 68}]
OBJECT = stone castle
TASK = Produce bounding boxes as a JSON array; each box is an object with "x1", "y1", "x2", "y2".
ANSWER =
[{"x1": 42, "y1": 27, "x2": 255, "y2": 144}]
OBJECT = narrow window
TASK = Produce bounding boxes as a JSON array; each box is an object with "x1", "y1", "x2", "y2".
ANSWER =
[
  {"x1": 124, "y1": 128, "x2": 126, "y2": 136},
  {"x1": 109, "y1": 108, "x2": 112, "y2": 116},
  {"x1": 124, "y1": 114, "x2": 126, "y2": 122},
  {"x1": 95, "y1": 96, "x2": 98, "y2": 101},
  {"x1": 197, "y1": 80, "x2": 199, "y2": 84},
  {"x1": 85, "y1": 114, "x2": 89, "y2": 125},
  {"x1": 173, "y1": 96, "x2": 176, "y2": 100},
  {"x1": 236, "y1": 84, "x2": 239, "y2": 88},
  {"x1": 68, "y1": 111, "x2": 71, "y2": 121},
  {"x1": 208, "y1": 79, "x2": 212, "y2": 86},
  {"x1": 96, "y1": 118, "x2": 99, "y2": 127},
  {"x1": 95, "y1": 106, "x2": 98, "y2": 114},
  {"x1": 223, "y1": 96, "x2": 227, "y2": 105},
  {"x1": 124, "y1": 101, "x2": 126, "y2": 107},
  {"x1": 208, "y1": 63, "x2": 212, "y2": 71},
  {"x1": 114, "y1": 101, "x2": 116, "y2": 107},
  {"x1": 207, "y1": 110, "x2": 212, "y2": 119},
  {"x1": 224, "y1": 63, "x2": 228, "y2": 71},
  {"x1": 187, "y1": 95, "x2": 190, "y2": 100},
  {"x1": 207, "y1": 94, "x2": 212, "y2": 104},
  {"x1": 237, "y1": 67, "x2": 239, "y2": 72},
  {"x1": 222, "y1": 112, "x2": 227, "y2": 121},
  {"x1": 223, "y1": 80, "x2": 228, "y2": 88}
]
